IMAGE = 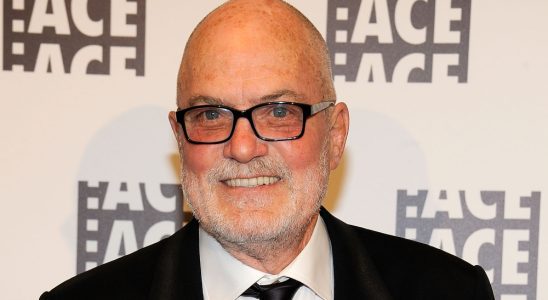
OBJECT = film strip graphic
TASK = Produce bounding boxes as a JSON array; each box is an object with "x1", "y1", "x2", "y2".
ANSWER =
[{"x1": 325, "y1": 0, "x2": 471, "y2": 83}]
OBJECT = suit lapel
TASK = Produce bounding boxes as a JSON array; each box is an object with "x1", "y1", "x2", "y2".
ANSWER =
[
  {"x1": 148, "y1": 219, "x2": 204, "y2": 300},
  {"x1": 320, "y1": 208, "x2": 393, "y2": 300}
]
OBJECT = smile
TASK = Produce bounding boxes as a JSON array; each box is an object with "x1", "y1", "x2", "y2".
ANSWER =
[{"x1": 224, "y1": 176, "x2": 280, "y2": 188}]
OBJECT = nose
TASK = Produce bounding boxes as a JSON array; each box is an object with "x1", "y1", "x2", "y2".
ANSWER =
[{"x1": 223, "y1": 118, "x2": 268, "y2": 163}]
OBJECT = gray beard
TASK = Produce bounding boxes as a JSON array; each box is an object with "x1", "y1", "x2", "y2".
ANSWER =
[{"x1": 180, "y1": 139, "x2": 330, "y2": 257}]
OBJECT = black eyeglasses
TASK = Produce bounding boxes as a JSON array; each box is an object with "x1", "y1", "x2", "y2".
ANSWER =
[{"x1": 175, "y1": 101, "x2": 335, "y2": 144}]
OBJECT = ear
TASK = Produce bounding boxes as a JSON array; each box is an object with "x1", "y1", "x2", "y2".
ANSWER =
[
  {"x1": 328, "y1": 102, "x2": 349, "y2": 170},
  {"x1": 168, "y1": 111, "x2": 183, "y2": 150}
]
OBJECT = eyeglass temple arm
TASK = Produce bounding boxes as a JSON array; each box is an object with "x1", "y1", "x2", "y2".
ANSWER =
[{"x1": 311, "y1": 101, "x2": 336, "y2": 115}]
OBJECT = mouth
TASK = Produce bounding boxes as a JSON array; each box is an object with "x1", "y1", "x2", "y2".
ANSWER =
[{"x1": 223, "y1": 176, "x2": 281, "y2": 188}]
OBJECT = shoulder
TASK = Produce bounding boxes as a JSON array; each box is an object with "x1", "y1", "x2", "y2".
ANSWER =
[
  {"x1": 351, "y1": 224, "x2": 466, "y2": 267},
  {"x1": 320, "y1": 208, "x2": 494, "y2": 299},
  {"x1": 351, "y1": 226, "x2": 493, "y2": 298},
  {"x1": 321, "y1": 208, "x2": 469, "y2": 270},
  {"x1": 40, "y1": 220, "x2": 200, "y2": 300},
  {"x1": 41, "y1": 237, "x2": 167, "y2": 300},
  {"x1": 350, "y1": 224, "x2": 473, "y2": 273}
]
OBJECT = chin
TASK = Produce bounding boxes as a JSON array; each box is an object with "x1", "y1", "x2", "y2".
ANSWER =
[
  {"x1": 206, "y1": 202, "x2": 294, "y2": 242},
  {"x1": 191, "y1": 202, "x2": 275, "y2": 241}
]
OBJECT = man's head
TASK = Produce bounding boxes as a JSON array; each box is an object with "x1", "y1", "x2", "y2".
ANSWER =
[{"x1": 169, "y1": 0, "x2": 349, "y2": 254}]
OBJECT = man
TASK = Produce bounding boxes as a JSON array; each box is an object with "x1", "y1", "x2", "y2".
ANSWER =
[{"x1": 41, "y1": 0, "x2": 495, "y2": 299}]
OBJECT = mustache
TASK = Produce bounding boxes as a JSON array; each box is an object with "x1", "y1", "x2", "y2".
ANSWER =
[{"x1": 206, "y1": 157, "x2": 292, "y2": 182}]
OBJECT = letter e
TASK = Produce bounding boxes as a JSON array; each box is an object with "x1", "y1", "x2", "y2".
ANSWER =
[
  {"x1": 110, "y1": 46, "x2": 136, "y2": 75},
  {"x1": 111, "y1": 0, "x2": 137, "y2": 37},
  {"x1": 502, "y1": 230, "x2": 529, "y2": 285},
  {"x1": 432, "y1": 54, "x2": 459, "y2": 83},
  {"x1": 433, "y1": 0, "x2": 461, "y2": 43}
]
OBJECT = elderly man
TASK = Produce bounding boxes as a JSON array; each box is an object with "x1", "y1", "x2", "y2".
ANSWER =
[{"x1": 41, "y1": 0, "x2": 495, "y2": 299}]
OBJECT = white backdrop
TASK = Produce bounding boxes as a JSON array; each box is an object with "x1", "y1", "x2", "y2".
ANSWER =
[{"x1": 0, "y1": 0, "x2": 546, "y2": 299}]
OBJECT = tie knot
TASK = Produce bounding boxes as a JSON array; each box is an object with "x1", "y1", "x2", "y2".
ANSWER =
[{"x1": 242, "y1": 278, "x2": 303, "y2": 300}]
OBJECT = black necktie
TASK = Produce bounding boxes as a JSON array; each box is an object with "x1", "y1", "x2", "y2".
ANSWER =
[{"x1": 242, "y1": 278, "x2": 303, "y2": 300}]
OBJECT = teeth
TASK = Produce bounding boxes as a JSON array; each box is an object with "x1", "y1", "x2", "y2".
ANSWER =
[{"x1": 225, "y1": 176, "x2": 280, "y2": 187}]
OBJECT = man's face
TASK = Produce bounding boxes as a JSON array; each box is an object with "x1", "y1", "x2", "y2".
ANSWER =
[{"x1": 170, "y1": 20, "x2": 335, "y2": 245}]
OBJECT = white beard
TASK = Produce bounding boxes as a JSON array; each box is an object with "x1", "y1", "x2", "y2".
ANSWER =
[{"x1": 180, "y1": 139, "x2": 330, "y2": 248}]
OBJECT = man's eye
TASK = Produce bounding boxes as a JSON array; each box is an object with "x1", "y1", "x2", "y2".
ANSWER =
[
  {"x1": 204, "y1": 110, "x2": 220, "y2": 120},
  {"x1": 272, "y1": 106, "x2": 288, "y2": 118}
]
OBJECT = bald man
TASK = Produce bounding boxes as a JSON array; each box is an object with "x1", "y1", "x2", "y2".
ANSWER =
[{"x1": 41, "y1": 1, "x2": 495, "y2": 299}]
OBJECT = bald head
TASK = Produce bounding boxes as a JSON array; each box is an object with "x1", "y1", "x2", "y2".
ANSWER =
[{"x1": 176, "y1": 0, "x2": 335, "y2": 105}]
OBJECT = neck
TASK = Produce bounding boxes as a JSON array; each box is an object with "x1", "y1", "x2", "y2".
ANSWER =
[{"x1": 220, "y1": 214, "x2": 318, "y2": 274}]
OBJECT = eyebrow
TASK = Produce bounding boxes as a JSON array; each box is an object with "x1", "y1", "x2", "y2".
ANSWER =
[
  {"x1": 187, "y1": 95, "x2": 224, "y2": 106},
  {"x1": 259, "y1": 89, "x2": 305, "y2": 102}
]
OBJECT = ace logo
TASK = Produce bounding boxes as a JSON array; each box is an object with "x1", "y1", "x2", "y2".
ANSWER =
[
  {"x1": 3, "y1": 0, "x2": 145, "y2": 75},
  {"x1": 77, "y1": 181, "x2": 185, "y2": 273},
  {"x1": 326, "y1": 0, "x2": 471, "y2": 83},
  {"x1": 396, "y1": 189, "x2": 541, "y2": 299}
]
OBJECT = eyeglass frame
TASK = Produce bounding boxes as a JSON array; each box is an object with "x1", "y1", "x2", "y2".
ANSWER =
[{"x1": 175, "y1": 100, "x2": 335, "y2": 144}]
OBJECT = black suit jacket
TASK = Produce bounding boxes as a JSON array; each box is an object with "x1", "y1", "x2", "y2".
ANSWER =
[{"x1": 40, "y1": 208, "x2": 495, "y2": 299}]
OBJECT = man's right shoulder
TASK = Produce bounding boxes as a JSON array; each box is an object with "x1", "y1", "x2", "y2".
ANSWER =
[
  {"x1": 40, "y1": 219, "x2": 200, "y2": 300},
  {"x1": 40, "y1": 237, "x2": 168, "y2": 300}
]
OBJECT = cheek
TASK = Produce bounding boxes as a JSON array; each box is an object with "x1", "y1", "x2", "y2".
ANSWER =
[
  {"x1": 273, "y1": 131, "x2": 326, "y2": 173},
  {"x1": 181, "y1": 144, "x2": 221, "y2": 176}
]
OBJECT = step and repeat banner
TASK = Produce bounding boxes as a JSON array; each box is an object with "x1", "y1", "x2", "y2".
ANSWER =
[{"x1": 0, "y1": 0, "x2": 546, "y2": 299}]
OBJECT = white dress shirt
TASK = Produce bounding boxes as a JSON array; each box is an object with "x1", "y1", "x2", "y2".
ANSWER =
[{"x1": 199, "y1": 216, "x2": 334, "y2": 300}]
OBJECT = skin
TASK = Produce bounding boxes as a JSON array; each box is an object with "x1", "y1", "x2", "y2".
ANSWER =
[{"x1": 168, "y1": 0, "x2": 349, "y2": 274}]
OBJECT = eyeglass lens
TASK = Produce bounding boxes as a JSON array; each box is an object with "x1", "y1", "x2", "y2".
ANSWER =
[{"x1": 183, "y1": 103, "x2": 305, "y2": 143}]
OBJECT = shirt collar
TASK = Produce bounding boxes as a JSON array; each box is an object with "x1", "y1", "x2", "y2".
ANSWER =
[{"x1": 199, "y1": 216, "x2": 333, "y2": 300}]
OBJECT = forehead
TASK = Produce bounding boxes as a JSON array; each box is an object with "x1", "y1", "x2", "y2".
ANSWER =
[
  {"x1": 181, "y1": 45, "x2": 322, "y2": 108},
  {"x1": 178, "y1": 15, "x2": 323, "y2": 107}
]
